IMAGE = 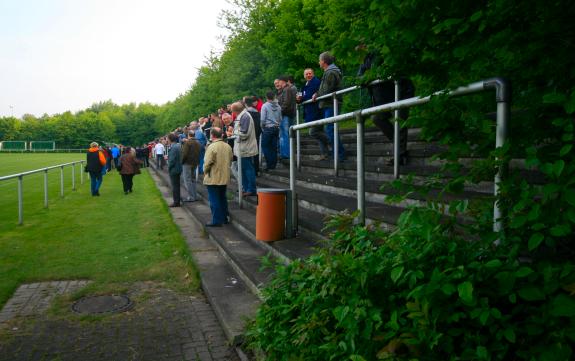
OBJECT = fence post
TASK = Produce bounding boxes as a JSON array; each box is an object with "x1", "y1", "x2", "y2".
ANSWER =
[
  {"x1": 18, "y1": 175, "x2": 23, "y2": 225},
  {"x1": 289, "y1": 127, "x2": 298, "y2": 236},
  {"x1": 333, "y1": 94, "x2": 339, "y2": 176},
  {"x1": 80, "y1": 161, "x2": 84, "y2": 184},
  {"x1": 72, "y1": 163, "x2": 76, "y2": 191},
  {"x1": 44, "y1": 170, "x2": 49, "y2": 208},
  {"x1": 296, "y1": 107, "x2": 301, "y2": 171},
  {"x1": 393, "y1": 80, "x2": 401, "y2": 179},
  {"x1": 60, "y1": 166, "x2": 64, "y2": 198},
  {"x1": 237, "y1": 135, "x2": 243, "y2": 209},
  {"x1": 356, "y1": 111, "x2": 366, "y2": 226}
]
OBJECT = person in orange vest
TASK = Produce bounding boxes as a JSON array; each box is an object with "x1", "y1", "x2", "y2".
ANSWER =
[{"x1": 85, "y1": 142, "x2": 107, "y2": 196}]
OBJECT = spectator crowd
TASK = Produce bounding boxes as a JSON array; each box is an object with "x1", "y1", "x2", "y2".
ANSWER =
[{"x1": 88, "y1": 51, "x2": 414, "y2": 226}]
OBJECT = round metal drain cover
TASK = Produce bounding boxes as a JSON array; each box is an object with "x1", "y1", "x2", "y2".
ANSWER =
[{"x1": 72, "y1": 295, "x2": 133, "y2": 315}]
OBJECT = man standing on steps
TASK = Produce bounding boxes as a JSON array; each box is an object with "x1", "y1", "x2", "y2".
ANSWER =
[
  {"x1": 167, "y1": 133, "x2": 183, "y2": 207},
  {"x1": 203, "y1": 127, "x2": 233, "y2": 227},
  {"x1": 231, "y1": 102, "x2": 258, "y2": 197},
  {"x1": 244, "y1": 96, "x2": 262, "y2": 176},
  {"x1": 357, "y1": 52, "x2": 415, "y2": 166},
  {"x1": 277, "y1": 75, "x2": 296, "y2": 160},
  {"x1": 299, "y1": 68, "x2": 330, "y2": 160},
  {"x1": 181, "y1": 130, "x2": 201, "y2": 202},
  {"x1": 260, "y1": 90, "x2": 282, "y2": 170},
  {"x1": 313, "y1": 51, "x2": 346, "y2": 161}
]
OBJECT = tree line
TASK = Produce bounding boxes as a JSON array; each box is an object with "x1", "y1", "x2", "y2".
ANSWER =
[{"x1": 2, "y1": 0, "x2": 574, "y2": 151}]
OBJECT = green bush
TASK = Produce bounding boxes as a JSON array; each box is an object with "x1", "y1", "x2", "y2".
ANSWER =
[{"x1": 248, "y1": 202, "x2": 575, "y2": 360}]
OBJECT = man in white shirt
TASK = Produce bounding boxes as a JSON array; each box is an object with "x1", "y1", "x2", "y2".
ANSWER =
[{"x1": 153, "y1": 139, "x2": 165, "y2": 170}]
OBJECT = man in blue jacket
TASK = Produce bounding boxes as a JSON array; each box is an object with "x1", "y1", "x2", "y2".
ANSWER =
[{"x1": 299, "y1": 68, "x2": 330, "y2": 160}]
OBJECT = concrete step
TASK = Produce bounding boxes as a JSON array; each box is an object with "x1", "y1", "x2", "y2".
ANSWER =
[
  {"x1": 298, "y1": 127, "x2": 423, "y2": 143},
  {"x1": 263, "y1": 167, "x2": 493, "y2": 206}
]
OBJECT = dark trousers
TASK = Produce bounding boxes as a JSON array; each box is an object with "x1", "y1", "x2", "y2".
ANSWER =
[
  {"x1": 156, "y1": 154, "x2": 165, "y2": 169},
  {"x1": 169, "y1": 173, "x2": 181, "y2": 205},
  {"x1": 261, "y1": 127, "x2": 279, "y2": 169},
  {"x1": 121, "y1": 174, "x2": 134, "y2": 192},
  {"x1": 207, "y1": 185, "x2": 228, "y2": 225},
  {"x1": 369, "y1": 79, "x2": 415, "y2": 156}
]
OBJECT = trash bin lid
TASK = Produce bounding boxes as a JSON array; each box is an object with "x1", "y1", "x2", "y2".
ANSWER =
[{"x1": 257, "y1": 188, "x2": 288, "y2": 194}]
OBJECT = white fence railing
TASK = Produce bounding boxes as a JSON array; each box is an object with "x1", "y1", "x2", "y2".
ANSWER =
[{"x1": 0, "y1": 161, "x2": 85, "y2": 224}]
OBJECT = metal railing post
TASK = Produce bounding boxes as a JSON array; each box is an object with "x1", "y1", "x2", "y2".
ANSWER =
[
  {"x1": 18, "y1": 175, "x2": 23, "y2": 225},
  {"x1": 44, "y1": 170, "x2": 49, "y2": 208},
  {"x1": 80, "y1": 161, "x2": 84, "y2": 184},
  {"x1": 356, "y1": 111, "x2": 366, "y2": 225},
  {"x1": 60, "y1": 166, "x2": 64, "y2": 198},
  {"x1": 333, "y1": 94, "x2": 339, "y2": 176},
  {"x1": 289, "y1": 127, "x2": 298, "y2": 236},
  {"x1": 296, "y1": 107, "x2": 301, "y2": 170},
  {"x1": 237, "y1": 136, "x2": 243, "y2": 209},
  {"x1": 72, "y1": 163, "x2": 76, "y2": 191},
  {"x1": 393, "y1": 80, "x2": 401, "y2": 179},
  {"x1": 486, "y1": 78, "x2": 510, "y2": 234}
]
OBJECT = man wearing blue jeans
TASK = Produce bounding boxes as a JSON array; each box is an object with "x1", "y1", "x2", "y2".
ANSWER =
[
  {"x1": 313, "y1": 51, "x2": 346, "y2": 160},
  {"x1": 203, "y1": 127, "x2": 233, "y2": 227},
  {"x1": 277, "y1": 76, "x2": 296, "y2": 159}
]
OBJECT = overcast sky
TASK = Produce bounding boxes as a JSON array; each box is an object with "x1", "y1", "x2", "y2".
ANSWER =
[{"x1": 0, "y1": 0, "x2": 232, "y2": 118}]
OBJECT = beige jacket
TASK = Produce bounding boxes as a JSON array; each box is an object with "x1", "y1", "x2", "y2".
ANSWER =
[{"x1": 203, "y1": 139, "x2": 233, "y2": 186}]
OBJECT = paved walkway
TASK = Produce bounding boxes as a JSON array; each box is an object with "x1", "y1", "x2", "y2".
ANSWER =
[{"x1": 0, "y1": 281, "x2": 239, "y2": 361}]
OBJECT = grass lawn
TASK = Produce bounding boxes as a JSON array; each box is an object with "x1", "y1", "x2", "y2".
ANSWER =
[{"x1": 0, "y1": 153, "x2": 199, "y2": 308}]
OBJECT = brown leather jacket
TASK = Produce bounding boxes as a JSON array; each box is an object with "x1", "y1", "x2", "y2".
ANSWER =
[
  {"x1": 181, "y1": 138, "x2": 201, "y2": 168},
  {"x1": 119, "y1": 153, "x2": 142, "y2": 175}
]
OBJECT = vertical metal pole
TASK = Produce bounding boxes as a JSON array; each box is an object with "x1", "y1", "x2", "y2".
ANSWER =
[
  {"x1": 44, "y1": 170, "x2": 49, "y2": 208},
  {"x1": 356, "y1": 112, "x2": 366, "y2": 225},
  {"x1": 237, "y1": 136, "x2": 243, "y2": 209},
  {"x1": 80, "y1": 161, "x2": 84, "y2": 184},
  {"x1": 289, "y1": 128, "x2": 298, "y2": 236},
  {"x1": 18, "y1": 175, "x2": 23, "y2": 225},
  {"x1": 60, "y1": 166, "x2": 64, "y2": 198},
  {"x1": 393, "y1": 80, "x2": 401, "y2": 179},
  {"x1": 259, "y1": 135, "x2": 263, "y2": 169},
  {"x1": 72, "y1": 164, "x2": 76, "y2": 191},
  {"x1": 493, "y1": 100, "x2": 509, "y2": 233},
  {"x1": 296, "y1": 107, "x2": 301, "y2": 170},
  {"x1": 333, "y1": 95, "x2": 339, "y2": 176}
]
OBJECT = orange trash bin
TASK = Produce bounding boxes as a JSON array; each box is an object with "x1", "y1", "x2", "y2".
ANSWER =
[{"x1": 256, "y1": 188, "x2": 287, "y2": 242}]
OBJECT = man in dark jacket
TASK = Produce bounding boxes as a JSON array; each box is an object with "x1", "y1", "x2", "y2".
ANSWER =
[
  {"x1": 277, "y1": 75, "x2": 296, "y2": 159},
  {"x1": 181, "y1": 131, "x2": 201, "y2": 202},
  {"x1": 245, "y1": 96, "x2": 262, "y2": 175},
  {"x1": 358, "y1": 52, "x2": 415, "y2": 165},
  {"x1": 86, "y1": 142, "x2": 106, "y2": 196},
  {"x1": 167, "y1": 133, "x2": 183, "y2": 207},
  {"x1": 312, "y1": 52, "x2": 345, "y2": 160},
  {"x1": 300, "y1": 68, "x2": 330, "y2": 160}
]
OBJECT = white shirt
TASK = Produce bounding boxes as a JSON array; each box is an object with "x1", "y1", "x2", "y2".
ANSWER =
[{"x1": 154, "y1": 143, "x2": 165, "y2": 155}]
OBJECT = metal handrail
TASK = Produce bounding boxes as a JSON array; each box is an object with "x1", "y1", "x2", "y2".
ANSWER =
[
  {"x1": 289, "y1": 77, "x2": 510, "y2": 234},
  {"x1": 0, "y1": 160, "x2": 85, "y2": 224},
  {"x1": 296, "y1": 79, "x2": 387, "y2": 174}
]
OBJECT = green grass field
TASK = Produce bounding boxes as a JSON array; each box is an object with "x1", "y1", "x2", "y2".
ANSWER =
[{"x1": 0, "y1": 154, "x2": 199, "y2": 308}]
